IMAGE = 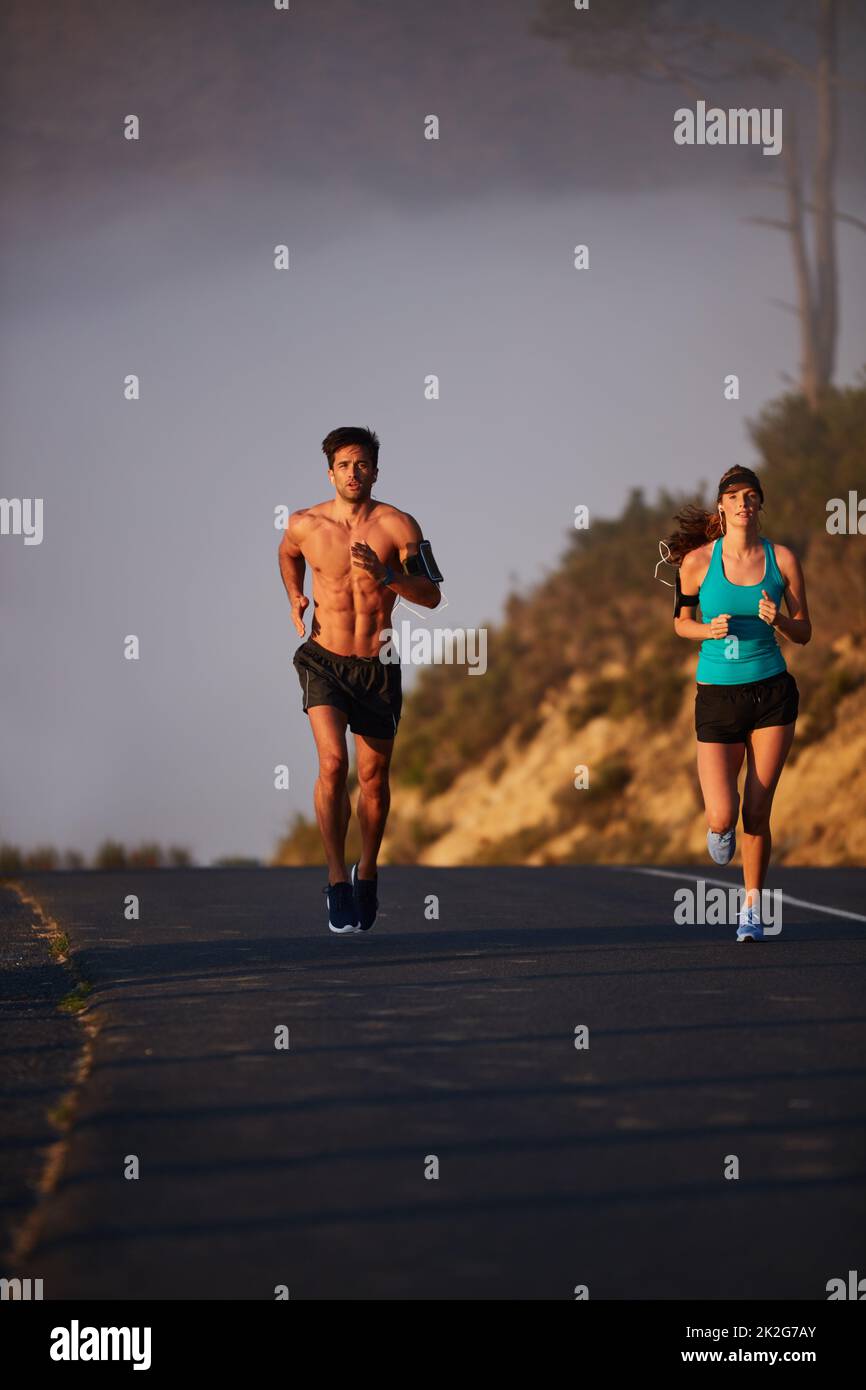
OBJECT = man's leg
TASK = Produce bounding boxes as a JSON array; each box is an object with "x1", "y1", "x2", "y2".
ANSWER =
[
  {"x1": 308, "y1": 705, "x2": 351, "y2": 883},
  {"x1": 353, "y1": 732, "x2": 394, "y2": 878}
]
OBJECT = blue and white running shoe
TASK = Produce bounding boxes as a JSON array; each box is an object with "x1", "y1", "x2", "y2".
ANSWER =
[
  {"x1": 736, "y1": 903, "x2": 764, "y2": 942},
  {"x1": 707, "y1": 827, "x2": 736, "y2": 865}
]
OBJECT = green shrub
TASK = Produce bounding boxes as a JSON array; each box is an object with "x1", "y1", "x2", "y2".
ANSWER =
[
  {"x1": 793, "y1": 664, "x2": 865, "y2": 752},
  {"x1": 23, "y1": 845, "x2": 60, "y2": 871},
  {"x1": 0, "y1": 844, "x2": 23, "y2": 875},
  {"x1": 128, "y1": 842, "x2": 164, "y2": 869},
  {"x1": 94, "y1": 840, "x2": 128, "y2": 870}
]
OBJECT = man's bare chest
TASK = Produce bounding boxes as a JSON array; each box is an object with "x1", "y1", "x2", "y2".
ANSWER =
[{"x1": 304, "y1": 522, "x2": 396, "y2": 577}]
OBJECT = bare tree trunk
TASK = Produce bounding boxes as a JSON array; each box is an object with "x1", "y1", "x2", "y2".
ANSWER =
[
  {"x1": 813, "y1": 0, "x2": 838, "y2": 393},
  {"x1": 784, "y1": 112, "x2": 820, "y2": 409}
]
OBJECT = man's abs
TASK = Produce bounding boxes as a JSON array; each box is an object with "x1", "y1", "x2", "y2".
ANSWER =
[{"x1": 308, "y1": 586, "x2": 397, "y2": 658}]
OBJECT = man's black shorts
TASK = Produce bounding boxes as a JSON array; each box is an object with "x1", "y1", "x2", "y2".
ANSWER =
[
  {"x1": 695, "y1": 670, "x2": 799, "y2": 744},
  {"x1": 293, "y1": 638, "x2": 402, "y2": 740}
]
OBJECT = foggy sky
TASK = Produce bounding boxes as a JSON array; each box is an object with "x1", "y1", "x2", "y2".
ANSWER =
[{"x1": 3, "y1": 0, "x2": 865, "y2": 862}]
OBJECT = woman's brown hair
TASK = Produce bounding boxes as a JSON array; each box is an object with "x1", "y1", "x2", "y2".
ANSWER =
[{"x1": 664, "y1": 466, "x2": 764, "y2": 566}]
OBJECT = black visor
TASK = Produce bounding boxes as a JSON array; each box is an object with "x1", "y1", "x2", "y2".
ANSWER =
[{"x1": 718, "y1": 472, "x2": 762, "y2": 500}]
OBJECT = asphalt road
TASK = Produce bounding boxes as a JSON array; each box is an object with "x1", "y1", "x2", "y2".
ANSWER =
[{"x1": 2, "y1": 866, "x2": 865, "y2": 1300}]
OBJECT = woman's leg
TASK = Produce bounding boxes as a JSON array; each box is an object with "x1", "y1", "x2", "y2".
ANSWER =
[
  {"x1": 697, "y1": 740, "x2": 746, "y2": 835},
  {"x1": 741, "y1": 722, "x2": 796, "y2": 907}
]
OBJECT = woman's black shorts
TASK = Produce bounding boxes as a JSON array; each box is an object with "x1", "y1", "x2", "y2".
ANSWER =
[{"x1": 695, "y1": 670, "x2": 799, "y2": 744}]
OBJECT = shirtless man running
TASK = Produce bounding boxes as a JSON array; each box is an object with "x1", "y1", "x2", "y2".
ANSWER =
[{"x1": 278, "y1": 426, "x2": 442, "y2": 933}]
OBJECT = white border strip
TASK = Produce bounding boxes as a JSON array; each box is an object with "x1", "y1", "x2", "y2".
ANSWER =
[{"x1": 630, "y1": 867, "x2": 866, "y2": 925}]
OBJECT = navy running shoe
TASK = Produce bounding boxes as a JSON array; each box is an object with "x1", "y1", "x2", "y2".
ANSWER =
[
  {"x1": 324, "y1": 881, "x2": 359, "y2": 935},
  {"x1": 351, "y1": 862, "x2": 379, "y2": 932}
]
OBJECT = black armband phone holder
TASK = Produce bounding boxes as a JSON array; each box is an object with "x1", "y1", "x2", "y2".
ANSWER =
[
  {"x1": 674, "y1": 573, "x2": 699, "y2": 618},
  {"x1": 402, "y1": 539, "x2": 443, "y2": 583}
]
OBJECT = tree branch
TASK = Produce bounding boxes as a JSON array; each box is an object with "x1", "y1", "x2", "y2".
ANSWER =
[
  {"x1": 641, "y1": 29, "x2": 705, "y2": 103},
  {"x1": 804, "y1": 204, "x2": 866, "y2": 235},
  {"x1": 768, "y1": 298, "x2": 802, "y2": 317},
  {"x1": 744, "y1": 217, "x2": 794, "y2": 231},
  {"x1": 747, "y1": 205, "x2": 866, "y2": 237},
  {"x1": 680, "y1": 22, "x2": 817, "y2": 85}
]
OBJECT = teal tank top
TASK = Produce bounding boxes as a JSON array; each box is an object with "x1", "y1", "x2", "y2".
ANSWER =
[{"x1": 696, "y1": 537, "x2": 787, "y2": 685}]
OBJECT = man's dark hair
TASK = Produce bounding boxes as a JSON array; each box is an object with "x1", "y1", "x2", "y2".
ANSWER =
[{"x1": 321, "y1": 426, "x2": 380, "y2": 471}]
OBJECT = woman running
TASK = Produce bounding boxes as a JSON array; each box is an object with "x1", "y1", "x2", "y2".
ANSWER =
[{"x1": 665, "y1": 466, "x2": 811, "y2": 941}]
